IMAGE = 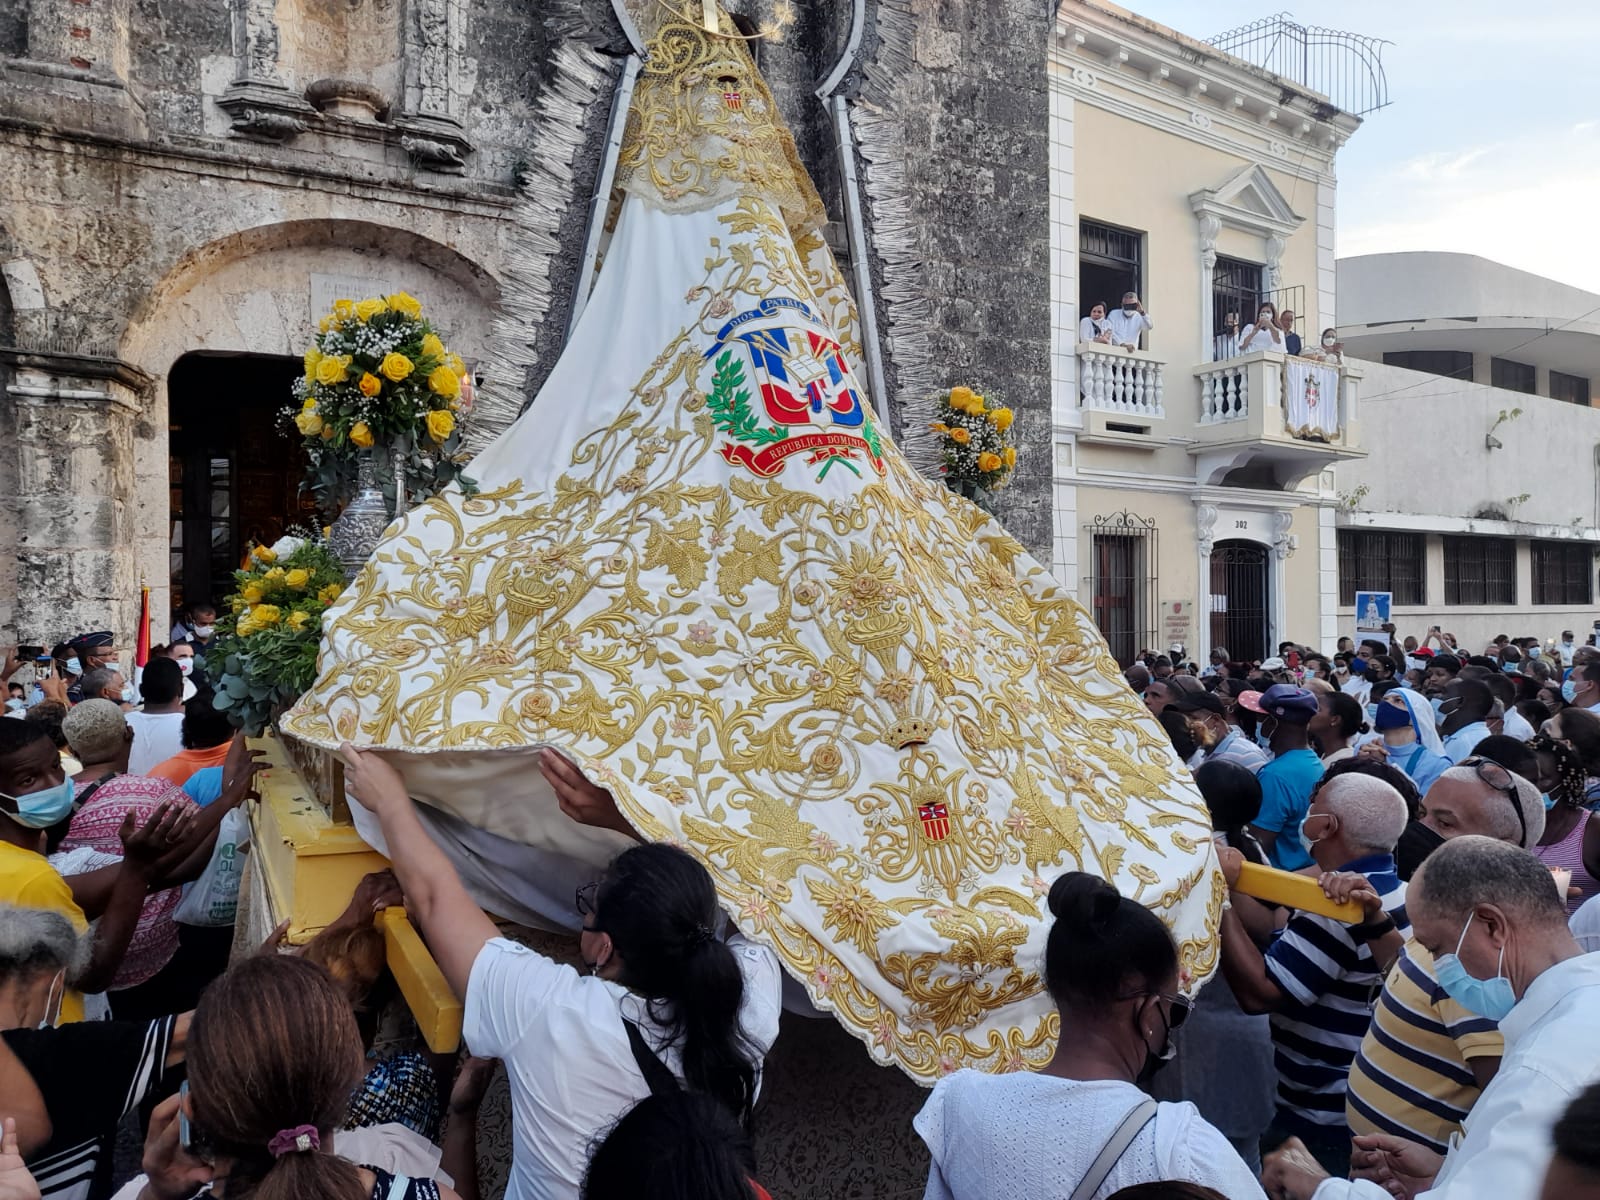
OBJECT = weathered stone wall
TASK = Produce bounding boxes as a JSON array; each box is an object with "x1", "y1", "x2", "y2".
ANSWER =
[
  {"x1": 856, "y1": 0, "x2": 1053, "y2": 553},
  {"x1": 0, "y1": 0, "x2": 1053, "y2": 649}
]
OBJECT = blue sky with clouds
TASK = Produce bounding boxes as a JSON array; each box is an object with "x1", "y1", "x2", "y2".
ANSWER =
[{"x1": 1122, "y1": 2, "x2": 1600, "y2": 293}]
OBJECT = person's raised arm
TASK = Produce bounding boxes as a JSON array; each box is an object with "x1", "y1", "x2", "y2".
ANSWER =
[
  {"x1": 78, "y1": 802, "x2": 195, "y2": 994},
  {"x1": 339, "y1": 744, "x2": 497, "y2": 1000},
  {"x1": 1216, "y1": 849, "x2": 1287, "y2": 1015},
  {"x1": 151, "y1": 734, "x2": 264, "y2": 886}
]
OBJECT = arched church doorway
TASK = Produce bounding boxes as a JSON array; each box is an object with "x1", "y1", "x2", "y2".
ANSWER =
[{"x1": 168, "y1": 352, "x2": 313, "y2": 612}]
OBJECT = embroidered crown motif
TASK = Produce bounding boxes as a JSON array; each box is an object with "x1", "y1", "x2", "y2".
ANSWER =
[{"x1": 884, "y1": 717, "x2": 935, "y2": 749}]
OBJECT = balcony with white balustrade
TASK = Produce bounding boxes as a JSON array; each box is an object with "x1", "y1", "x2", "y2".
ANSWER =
[
  {"x1": 1187, "y1": 350, "x2": 1365, "y2": 487},
  {"x1": 1077, "y1": 343, "x2": 1168, "y2": 445}
]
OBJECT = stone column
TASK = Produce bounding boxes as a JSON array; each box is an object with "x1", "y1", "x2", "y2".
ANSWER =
[
  {"x1": 1, "y1": 350, "x2": 150, "y2": 649},
  {"x1": 215, "y1": 0, "x2": 313, "y2": 142},
  {"x1": 395, "y1": 0, "x2": 474, "y2": 170},
  {"x1": 1194, "y1": 502, "x2": 1217, "y2": 665},
  {"x1": 1197, "y1": 213, "x2": 1221, "y2": 365}
]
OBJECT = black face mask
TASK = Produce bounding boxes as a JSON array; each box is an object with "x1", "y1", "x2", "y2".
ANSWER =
[
  {"x1": 1123, "y1": 304, "x2": 1138, "y2": 313},
  {"x1": 1133, "y1": 999, "x2": 1177, "y2": 1086},
  {"x1": 1396, "y1": 819, "x2": 1446, "y2": 881}
]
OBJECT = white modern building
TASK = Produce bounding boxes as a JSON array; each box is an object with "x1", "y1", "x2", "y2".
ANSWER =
[
  {"x1": 1332, "y1": 252, "x2": 1600, "y2": 649},
  {"x1": 1049, "y1": 4, "x2": 1376, "y2": 662}
]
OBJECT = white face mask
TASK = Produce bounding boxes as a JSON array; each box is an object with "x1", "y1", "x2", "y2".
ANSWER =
[
  {"x1": 192, "y1": 625, "x2": 215, "y2": 639},
  {"x1": 120, "y1": 683, "x2": 137, "y2": 705},
  {"x1": 177, "y1": 658, "x2": 194, "y2": 677},
  {"x1": 1322, "y1": 336, "x2": 1337, "y2": 347},
  {"x1": 39, "y1": 968, "x2": 65, "y2": 1029}
]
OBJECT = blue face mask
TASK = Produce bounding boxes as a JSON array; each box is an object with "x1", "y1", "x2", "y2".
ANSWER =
[
  {"x1": 1365, "y1": 703, "x2": 1379, "y2": 725},
  {"x1": 0, "y1": 777, "x2": 76, "y2": 829},
  {"x1": 1543, "y1": 792, "x2": 1557, "y2": 810},
  {"x1": 1299, "y1": 812, "x2": 1332, "y2": 858},
  {"x1": 1563, "y1": 679, "x2": 1579, "y2": 704},
  {"x1": 1502, "y1": 662, "x2": 1520, "y2": 675},
  {"x1": 1374, "y1": 703, "x2": 1412, "y2": 732},
  {"x1": 1430, "y1": 697, "x2": 1446, "y2": 721},
  {"x1": 1433, "y1": 913, "x2": 1517, "y2": 1020}
]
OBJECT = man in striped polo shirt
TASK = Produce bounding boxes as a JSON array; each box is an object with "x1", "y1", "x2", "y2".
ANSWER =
[
  {"x1": 1217, "y1": 772, "x2": 1411, "y2": 1178},
  {"x1": 1344, "y1": 760, "x2": 1545, "y2": 1155}
]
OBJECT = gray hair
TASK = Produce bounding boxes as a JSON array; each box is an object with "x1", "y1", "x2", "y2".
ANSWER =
[
  {"x1": 78, "y1": 667, "x2": 121, "y2": 703},
  {"x1": 1436, "y1": 765, "x2": 1545, "y2": 849},
  {"x1": 1321, "y1": 773, "x2": 1408, "y2": 853},
  {"x1": 62, "y1": 698, "x2": 129, "y2": 764},
  {"x1": 1414, "y1": 835, "x2": 1568, "y2": 928},
  {"x1": 0, "y1": 903, "x2": 89, "y2": 981}
]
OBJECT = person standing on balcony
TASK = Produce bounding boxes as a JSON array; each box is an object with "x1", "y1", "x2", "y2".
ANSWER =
[
  {"x1": 1238, "y1": 302, "x2": 1285, "y2": 353},
  {"x1": 1278, "y1": 308, "x2": 1303, "y2": 355},
  {"x1": 1308, "y1": 328, "x2": 1344, "y2": 365},
  {"x1": 1213, "y1": 311, "x2": 1242, "y2": 360},
  {"x1": 1108, "y1": 290, "x2": 1152, "y2": 351},
  {"x1": 1079, "y1": 301, "x2": 1114, "y2": 344}
]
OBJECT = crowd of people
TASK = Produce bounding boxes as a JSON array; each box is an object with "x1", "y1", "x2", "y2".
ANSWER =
[{"x1": 3, "y1": 613, "x2": 1600, "y2": 1200}]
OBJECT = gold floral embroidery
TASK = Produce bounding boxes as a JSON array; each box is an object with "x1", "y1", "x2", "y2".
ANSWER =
[{"x1": 284, "y1": 8, "x2": 1225, "y2": 1084}]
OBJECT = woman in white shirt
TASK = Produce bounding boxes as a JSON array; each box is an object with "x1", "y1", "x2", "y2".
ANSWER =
[
  {"x1": 1237, "y1": 303, "x2": 1286, "y2": 353},
  {"x1": 913, "y1": 872, "x2": 1265, "y2": 1200},
  {"x1": 1079, "y1": 302, "x2": 1113, "y2": 345},
  {"x1": 339, "y1": 745, "x2": 783, "y2": 1200}
]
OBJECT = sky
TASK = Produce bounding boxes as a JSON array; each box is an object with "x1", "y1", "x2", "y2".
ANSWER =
[{"x1": 1125, "y1": 2, "x2": 1600, "y2": 294}]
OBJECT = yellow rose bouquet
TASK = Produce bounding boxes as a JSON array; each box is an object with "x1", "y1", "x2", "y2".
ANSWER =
[
  {"x1": 929, "y1": 385, "x2": 1018, "y2": 506},
  {"x1": 289, "y1": 292, "x2": 475, "y2": 509},
  {"x1": 207, "y1": 532, "x2": 348, "y2": 734}
]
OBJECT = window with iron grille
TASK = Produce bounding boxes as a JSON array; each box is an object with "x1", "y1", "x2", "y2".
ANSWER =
[
  {"x1": 1551, "y1": 370, "x2": 1592, "y2": 407},
  {"x1": 1086, "y1": 512, "x2": 1157, "y2": 667},
  {"x1": 1491, "y1": 357, "x2": 1536, "y2": 394},
  {"x1": 1382, "y1": 350, "x2": 1474, "y2": 381},
  {"x1": 1532, "y1": 541, "x2": 1594, "y2": 606},
  {"x1": 1337, "y1": 530, "x2": 1424, "y2": 606},
  {"x1": 1079, "y1": 219, "x2": 1142, "y2": 269},
  {"x1": 1443, "y1": 536, "x2": 1516, "y2": 605}
]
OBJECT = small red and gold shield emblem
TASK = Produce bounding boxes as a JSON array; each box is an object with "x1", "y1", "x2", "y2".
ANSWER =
[
  {"x1": 919, "y1": 802, "x2": 951, "y2": 842},
  {"x1": 722, "y1": 89, "x2": 744, "y2": 111}
]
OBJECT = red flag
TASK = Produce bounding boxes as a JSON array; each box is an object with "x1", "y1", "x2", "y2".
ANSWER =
[{"x1": 135, "y1": 585, "x2": 151, "y2": 669}]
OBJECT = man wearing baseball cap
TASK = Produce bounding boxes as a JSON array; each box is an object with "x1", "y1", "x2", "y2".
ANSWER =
[
  {"x1": 1171, "y1": 690, "x2": 1268, "y2": 773},
  {"x1": 1244, "y1": 683, "x2": 1324, "y2": 870}
]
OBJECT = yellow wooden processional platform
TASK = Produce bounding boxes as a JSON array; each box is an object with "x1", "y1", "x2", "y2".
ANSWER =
[{"x1": 244, "y1": 731, "x2": 463, "y2": 1053}]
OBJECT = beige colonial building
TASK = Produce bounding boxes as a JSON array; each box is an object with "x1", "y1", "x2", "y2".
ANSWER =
[{"x1": 1048, "y1": 3, "x2": 1370, "y2": 662}]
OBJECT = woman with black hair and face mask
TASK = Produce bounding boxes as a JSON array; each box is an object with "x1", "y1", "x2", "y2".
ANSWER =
[
  {"x1": 338, "y1": 746, "x2": 782, "y2": 1200},
  {"x1": 914, "y1": 872, "x2": 1266, "y2": 1200}
]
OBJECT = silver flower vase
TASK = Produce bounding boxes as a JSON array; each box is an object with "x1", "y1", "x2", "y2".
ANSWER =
[{"x1": 328, "y1": 451, "x2": 392, "y2": 581}]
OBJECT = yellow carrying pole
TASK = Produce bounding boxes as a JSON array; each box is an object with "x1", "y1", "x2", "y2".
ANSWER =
[
  {"x1": 1233, "y1": 861, "x2": 1367, "y2": 923},
  {"x1": 375, "y1": 906, "x2": 463, "y2": 1054}
]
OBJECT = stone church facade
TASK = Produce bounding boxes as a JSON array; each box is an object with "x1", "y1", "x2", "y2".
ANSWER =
[{"x1": 0, "y1": 0, "x2": 1051, "y2": 647}]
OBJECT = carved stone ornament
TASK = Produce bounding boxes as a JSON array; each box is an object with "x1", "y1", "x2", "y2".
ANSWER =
[
  {"x1": 1270, "y1": 510, "x2": 1296, "y2": 560},
  {"x1": 401, "y1": 132, "x2": 468, "y2": 171},
  {"x1": 305, "y1": 77, "x2": 392, "y2": 123},
  {"x1": 1196, "y1": 503, "x2": 1218, "y2": 556},
  {"x1": 216, "y1": 81, "x2": 313, "y2": 143},
  {"x1": 229, "y1": 107, "x2": 306, "y2": 141}
]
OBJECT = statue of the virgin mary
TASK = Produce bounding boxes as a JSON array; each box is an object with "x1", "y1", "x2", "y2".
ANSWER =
[{"x1": 283, "y1": 0, "x2": 1224, "y2": 1082}]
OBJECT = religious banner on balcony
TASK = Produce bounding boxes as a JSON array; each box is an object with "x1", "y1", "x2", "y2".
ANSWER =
[{"x1": 1284, "y1": 360, "x2": 1341, "y2": 440}]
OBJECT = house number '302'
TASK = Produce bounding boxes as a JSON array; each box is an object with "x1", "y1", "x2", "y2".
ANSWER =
[{"x1": 1234, "y1": 520, "x2": 1249, "y2": 529}]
